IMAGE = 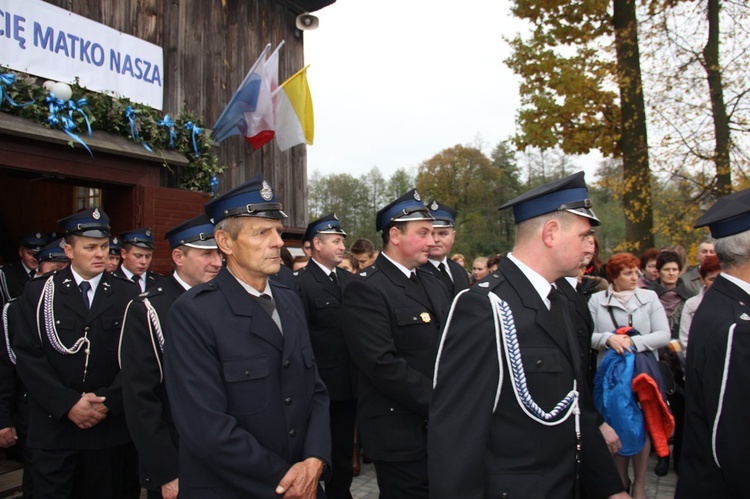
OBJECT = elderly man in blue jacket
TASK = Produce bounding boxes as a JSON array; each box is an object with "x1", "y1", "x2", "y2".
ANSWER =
[{"x1": 165, "y1": 175, "x2": 331, "y2": 498}]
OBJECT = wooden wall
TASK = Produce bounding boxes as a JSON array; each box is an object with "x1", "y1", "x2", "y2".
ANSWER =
[{"x1": 42, "y1": 0, "x2": 310, "y2": 229}]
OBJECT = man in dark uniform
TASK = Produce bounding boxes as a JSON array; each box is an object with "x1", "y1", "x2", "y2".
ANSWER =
[
  {"x1": 342, "y1": 189, "x2": 450, "y2": 499},
  {"x1": 0, "y1": 232, "x2": 48, "y2": 305},
  {"x1": 419, "y1": 200, "x2": 470, "y2": 298},
  {"x1": 429, "y1": 172, "x2": 627, "y2": 499},
  {"x1": 114, "y1": 228, "x2": 163, "y2": 292},
  {"x1": 0, "y1": 237, "x2": 71, "y2": 498},
  {"x1": 12, "y1": 207, "x2": 140, "y2": 499},
  {"x1": 119, "y1": 214, "x2": 222, "y2": 499},
  {"x1": 676, "y1": 188, "x2": 750, "y2": 498},
  {"x1": 165, "y1": 175, "x2": 331, "y2": 498},
  {"x1": 294, "y1": 213, "x2": 357, "y2": 499},
  {"x1": 106, "y1": 236, "x2": 122, "y2": 273}
]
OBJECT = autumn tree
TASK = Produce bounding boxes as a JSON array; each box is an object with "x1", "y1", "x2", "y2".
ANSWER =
[
  {"x1": 640, "y1": 0, "x2": 750, "y2": 200},
  {"x1": 416, "y1": 144, "x2": 520, "y2": 257},
  {"x1": 507, "y1": 0, "x2": 655, "y2": 251}
]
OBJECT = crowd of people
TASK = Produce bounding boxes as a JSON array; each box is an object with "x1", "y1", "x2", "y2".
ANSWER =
[{"x1": 0, "y1": 171, "x2": 747, "y2": 499}]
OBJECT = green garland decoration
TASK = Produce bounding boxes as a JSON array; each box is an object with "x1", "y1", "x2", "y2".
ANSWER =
[{"x1": 0, "y1": 71, "x2": 225, "y2": 192}]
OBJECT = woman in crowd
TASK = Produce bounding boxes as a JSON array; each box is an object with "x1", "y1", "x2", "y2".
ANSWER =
[
  {"x1": 679, "y1": 255, "x2": 721, "y2": 352},
  {"x1": 590, "y1": 252, "x2": 671, "y2": 499},
  {"x1": 583, "y1": 234, "x2": 608, "y2": 279},
  {"x1": 638, "y1": 248, "x2": 660, "y2": 289},
  {"x1": 650, "y1": 251, "x2": 695, "y2": 337}
]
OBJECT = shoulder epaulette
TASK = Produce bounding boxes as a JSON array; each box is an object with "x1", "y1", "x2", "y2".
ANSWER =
[{"x1": 358, "y1": 265, "x2": 379, "y2": 279}]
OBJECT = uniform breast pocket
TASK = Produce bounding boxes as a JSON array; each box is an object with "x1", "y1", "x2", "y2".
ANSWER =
[
  {"x1": 314, "y1": 296, "x2": 340, "y2": 310},
  {"x1": 393, "y1": 307, "x2": 434, "y2": 348},
  {"x1": 521, "y1": 347, "x2": 571, "y2": 407},
  {"x1": 222, "y1": 357, "x2": 270, "y2": 415}
]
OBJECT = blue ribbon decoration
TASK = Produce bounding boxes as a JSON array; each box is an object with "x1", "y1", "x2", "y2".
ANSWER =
[
  {"x1": 67, "y1": 98, "x2": 92, "y2": 137},
  {"x1": 210, "y1": 175, "x2": 219, "y2": 198},
  {"x1": 157, "y1": 114, "x2": 177, "y2": 148},
  {"x1": 125, "y1": 105, "x2": 153, "y2": 152},
  {"x1": 185, "y1": 121, "x2": 202, "y2": 156},
  {"x1": 0, "y1": 73, "x2": 34, "y2": 108},
  {"x1": 45, "y1": 94, "x2": 92, "y2": 156}
]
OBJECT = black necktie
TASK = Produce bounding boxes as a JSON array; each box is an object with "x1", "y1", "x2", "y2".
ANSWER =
[
  {"x1": 28, "y1": 269, "x2": 35, "y2": 279},
  {"x1": 438, "y1": 262, "x2": 452, "y2": 283},
  {"x1": 131, "y1": 274, "x2": 141, "y2": 289},
  {"x1": 329, "y1": 272, "x2": 338, "y2": 286},
  {"x1": 410, "y1": 272, "x2": 419, "y2": 283},
  {"x1": 79, "y1": 281, "x2": 91, "y2": 310}
]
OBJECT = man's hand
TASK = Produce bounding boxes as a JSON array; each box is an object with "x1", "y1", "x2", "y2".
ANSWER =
[
  {"x1": 161, "y1": 478, "x2": 178, "y2": 499},
  {"x1": 599, "y1": 422, "x2": 622, "y2": 455},
  {"x1": 275, "y1": 457, "x2": 325, "y2": 498},
  {"x1": 67, "y1": 393, "x2": 107, "y2": 429},
  {"x1": 0, "y1": 427, "x2": 17, "y2": 448}
]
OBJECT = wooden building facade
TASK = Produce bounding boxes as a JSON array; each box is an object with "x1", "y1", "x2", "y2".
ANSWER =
[{"x1": 0, "y1": 0, "x2": 333, "y2": 272}]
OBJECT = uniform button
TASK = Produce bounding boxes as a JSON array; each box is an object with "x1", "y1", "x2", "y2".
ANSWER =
[
  {"x1": 245, "y1": 370, "x2": 251, "y2": 377},
  {"x1": 536, "y1": 360, "x2": 543, "y2": 367},
  {"x1": 389, "y1": 407, "x2": 394, "y2": 412},
  {"x1": 84, "y1": 326, "x2": 90, "y2": 332},
  {"x1": 501, "y1": 493, "x2": 509, "y2": 499},
  {"x1": 283, "y1": 360, "x2": 291, "y2": 368},
  {"x1": 289, "y1": 429, "x2": 296, "y2": 437},
  {"x1": 285, "y1": 397, "x2": 292, "y2": 405}
]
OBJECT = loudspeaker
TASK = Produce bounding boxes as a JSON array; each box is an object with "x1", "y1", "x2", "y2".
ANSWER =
[{"x1": 295, "y1": 13, "x2": 319, "y2": 30}]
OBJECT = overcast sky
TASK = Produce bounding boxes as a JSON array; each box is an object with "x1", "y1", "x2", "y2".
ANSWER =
[{"x1": 303, "y1": 0, "x2": 530, "y2": 180}]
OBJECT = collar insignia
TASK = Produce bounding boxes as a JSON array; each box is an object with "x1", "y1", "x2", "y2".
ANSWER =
[
  {"x1": 740, "y1": 313, "x2": 750, "y2": 321},
  {"x1": 420, "y1": 312, "x2": 431, "y2": 323},
  {"x1": 478, "y1": 282, "x2": 489, "y2": 288}
]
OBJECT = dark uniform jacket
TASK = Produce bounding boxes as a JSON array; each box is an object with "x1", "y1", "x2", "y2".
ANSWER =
[
  {"x1": 112, "y1": 265, "x2": 164, "y2": 292},
  {"x1": 120, "y1": 274, "x2": 184, "y2": 490},
  {"x1": 429, "y1": 258, "x2": 624, "y2": 499},
  {"x1": 295, "y1": 262, "x2": 356, "y2": 401},
  {"x1": 0, "y1": 300, "x2": 27, "y2": 433},
  {"x1": 676, "y1": 275, "x2": 750, "y2": 498},
  {"x1": 164, "y1": 267, "x2": 331, "y2": 498},
  {"x1": 12, "y1": 267, "x2": 138, "y2": 450},
  {"x1": 557, "y1": 277, "x2": 597, "y2": 391},
  {"x1": 342, "y1": 253, "x2": 450, "y2": 462},
  {"x1": 419, "y1": 259, "x2": 471, "y2": 298},
  {"x1": 0, "y1": 261, "x2": 34, "y2": 305}
]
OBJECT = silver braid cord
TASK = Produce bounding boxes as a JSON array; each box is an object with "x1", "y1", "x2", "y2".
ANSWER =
[
  {"x1": 143, "y1": 298, "x2": 165, "y2": 353},
  {"x1": 491, "y1": 293, "x2": 579, "y2": 426},
  {"x1": 37, "y1": 278, "x2": 91, "y2": 381},
  {"x1": 2, "y1": 303, "x2": 15, "y2": 365}
]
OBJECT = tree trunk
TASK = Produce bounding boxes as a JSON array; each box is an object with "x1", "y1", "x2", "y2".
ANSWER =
[
  {"x1": 613, "y1": 0, "x2": 654, "y2": 251},
  {"x1": 703, "y1": 0, "x2": 732, "y2": 196}
]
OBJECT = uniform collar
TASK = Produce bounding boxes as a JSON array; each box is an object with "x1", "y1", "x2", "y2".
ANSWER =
[
  {"x1": 381, "y1": 251, "x2": 415, "y2": 279},
  {"x1": 69, "y1": 266, "x2": 103, "y2": 294},
  {"x1": 720, "y1": 272, "x2": 750, "y2": 296},
  {"x1": 507, "y1": 252, "x2": 552, "y2": 310}
]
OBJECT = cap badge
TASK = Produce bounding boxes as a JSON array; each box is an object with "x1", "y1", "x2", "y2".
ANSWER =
[
  {"x1": 261, "y1": 180, "x2": 273, "y2": 201},
  {"x1": 92, "y1": 208, "x2": 101, "y2": 220},
  {"x1": 145, "y1": 229, "x2": 152, "y2": 237},
  {"x1": 420, "y1": 312, "x2": 431, "y2": 323},
  {"x1": 112, "y1": 237, "x2": 119, "y2": 244},
  {"x1": 430, "y1": 201, "x2": 438, "y2": 211},
  {"x1": 35, "y1": 232, "x2": 42, "y2": 238},
  {"x1": 333, "y1": 213, "x2": 339, "y2": 221},
  {"x1": 414, "y1": 190, "x2": 421, "y2": 201},
  {"x1": 58, "y1": 239, "x2": 65, "y2": 248}
]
